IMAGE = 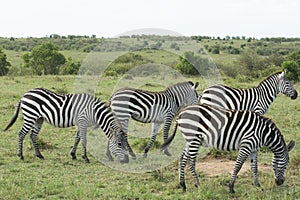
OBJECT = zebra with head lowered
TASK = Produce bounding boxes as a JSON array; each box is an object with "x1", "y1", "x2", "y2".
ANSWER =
[
  {"x1": 4, "y1": 88, "x2": 129, "y2": 163},
  {"x1": 161, "y1": 104, "x2": 295, "y2": 193},
  {"x1": 108, "y1": 81, "x2": 199, "y2": 159},
  {"x1": 200, "y1": 71, "x2": 297, "y2": 115}
]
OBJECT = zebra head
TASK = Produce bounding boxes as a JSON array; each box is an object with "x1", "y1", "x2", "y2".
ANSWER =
[
  {"x1": 272, "y1": 140, "x2": 295, "y2": 185},
  {"x1": 109, "y1": 128, "x2": 129, "y2": 163},
  {"x1": 278, "y1": 71, "x2": 298, "y2": 100},
  {"x1": 183, "y1": 81, "x2": 200, "y2": 105}
]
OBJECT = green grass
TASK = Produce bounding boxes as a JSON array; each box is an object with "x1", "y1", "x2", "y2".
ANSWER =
[{"x1": 0, "y1": 75, "x2": 299, "y2": 199}]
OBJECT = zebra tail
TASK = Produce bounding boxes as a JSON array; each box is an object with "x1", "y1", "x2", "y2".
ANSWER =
[
  {"x1": 160, "y1": 121, "x2": 178, "y2": 151},
  {"x1": 4, "y1": 101, "x2": 21, "y2": 131}
]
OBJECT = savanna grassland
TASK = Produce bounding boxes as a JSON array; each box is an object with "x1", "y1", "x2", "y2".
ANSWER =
[
  {"x1": 0, "y1": 74, "x2": 299, "y2": 200},
  {"x1": 0, "y1": 35, "x2": 299, "y2": 199}
]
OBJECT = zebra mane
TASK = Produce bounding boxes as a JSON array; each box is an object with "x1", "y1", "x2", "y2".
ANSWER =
[
  {"x1": 166, "y1": 81, "x2": 194, "y2": 91},
  {"x1": 257, "y1": 71, "x2": 283, "y2": 88}
]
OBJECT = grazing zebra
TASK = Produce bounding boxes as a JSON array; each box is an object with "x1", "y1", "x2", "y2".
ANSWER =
[
  {"x1": 4, "y1": 88, "x2": 129, "y2": 163},
  {"x1": 108, "y1": 81, "x2": 199, "y2": 159},
  {"x1": 161, "y1": 104, "x2": 295, "y2": 193},
  {"x1": 200, "y1": 71, "x2": 297, "y2": 115}
]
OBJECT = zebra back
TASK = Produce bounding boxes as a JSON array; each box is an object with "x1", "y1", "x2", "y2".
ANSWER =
[
  {"x1": 200, "y1": 71, "x2": 297, "y2": 115},
  {"x1": 109, "y1": 81, "x2": 199, "y2": 122}
]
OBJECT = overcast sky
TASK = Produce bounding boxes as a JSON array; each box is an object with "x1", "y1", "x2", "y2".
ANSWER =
[{"x1": 1, "y1": 0, "x2": 299, "y2": 38}]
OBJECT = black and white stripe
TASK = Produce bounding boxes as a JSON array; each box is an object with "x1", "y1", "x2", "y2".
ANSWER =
[
  {"x1": 200, "y1": 71, "x2": 298, "y2": 115},
  {"x1": 161, "y1": 104, "x2": 295, "y2": 193},
  {"x1": 4, "y1": 88, "x2": 129, "y2": 163},
  {"x1": 108, "y1": 81, "x2": 199, "y2": 159}
]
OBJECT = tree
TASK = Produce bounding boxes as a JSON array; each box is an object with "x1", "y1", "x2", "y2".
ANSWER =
[
  {"x1": 282, "y1": 50, "x2": 300, "y2": 82},
  {"x1": 176, "y1": 51, "x2": 210, "y2": 75},
  {"x1": 0, "y1": 47, "x2": 11, "y2": 76},
  {"x1": 26, "y1": 42, "x2": 66, "y2": 75},
  {"x1": 60, "y1": 57, "x2": 81, "y2": 75}
]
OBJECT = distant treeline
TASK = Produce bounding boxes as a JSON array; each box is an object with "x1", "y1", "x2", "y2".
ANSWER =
[
  {"x1": 191, "y1": 35, "x2": 300, "y2": 42},
  {"x1": 1, "y1": 35, "x2": 300, "y2": 55},
  {"x1": 0, "y1": 34, "x2": 187, "y2": 52}
]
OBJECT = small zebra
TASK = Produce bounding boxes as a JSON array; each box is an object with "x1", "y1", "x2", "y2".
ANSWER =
[
  {"x1": 161, "y1": 104, "x2": 295, "y2": 193},
  {"x1": 4, "y1": 88, "x2": 129, "y2": 163},
  {"x1": 200, "y1": 71, "x2": 297, "y2": 115},
  {"x1": 108, "y1": 81, "x2": 199, "y2": 159}
]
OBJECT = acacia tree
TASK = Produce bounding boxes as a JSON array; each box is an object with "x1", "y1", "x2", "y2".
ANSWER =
[
  {"x1": 0, "y1": 47, "x2": 11, "y2": 76},
  {"x1": 25, "y1": 42, "x2": 66, "y2": 75}
]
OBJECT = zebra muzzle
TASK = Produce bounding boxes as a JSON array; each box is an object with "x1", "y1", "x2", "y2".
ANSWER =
[
  {"x1": 291, "y1": 90, "x2": 298, "y2": 100},
  {"x1": 120, "y1": 155, "x2": 129, "y2": 164},
  {"x1": 275, "y1": 178, "x2": 284, "y2": 185}
]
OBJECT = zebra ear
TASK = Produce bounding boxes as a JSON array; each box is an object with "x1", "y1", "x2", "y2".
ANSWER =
[
  {"x1": 194, "y1": 82, "x2": 199, "y2": 89},
  {"x1": 287, "y1": 140, "x2": 295, "y2": 152},
  {"x1": 278, "y1": 71, "x2": 286, "y2": 79}
]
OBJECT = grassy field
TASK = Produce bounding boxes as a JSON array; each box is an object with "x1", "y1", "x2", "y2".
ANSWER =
[{"x1": 0, "y1": 75, "x2": 299, "y2": 199}]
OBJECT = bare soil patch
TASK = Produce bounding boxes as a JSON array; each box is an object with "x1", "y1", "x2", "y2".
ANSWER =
[{"x1": 196, "y1": 158, "x2": 272, "y2": 177}]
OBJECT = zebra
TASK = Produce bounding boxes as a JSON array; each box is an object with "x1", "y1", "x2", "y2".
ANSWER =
[
  {"x1": 4, "y1": 88, "x2": 129, "y2": 163},
  {"x1": 107, "y1": 81, "x2": 199, "y2": 159},
  {"x1": 161, "y1": 104, "x2": 295, "y2": 193},
  {"x1": 200, "y1": 71, "x2": 298, "y2": 115}
]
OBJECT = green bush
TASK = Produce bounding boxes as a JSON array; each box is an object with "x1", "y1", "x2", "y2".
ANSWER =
[
  {"x1": 282, "y1": 60, "x2": 300, "y2": 82},
  {"x1": 282, "y1": 50, "x2": 300, "y2": 82}
]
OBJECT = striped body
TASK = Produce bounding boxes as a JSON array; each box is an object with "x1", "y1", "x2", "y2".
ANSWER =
[
  {"x1": 200, "y1": 71, "x2": 297, "y2": 115},
  {"x1": 161, "y1": 104, "x2": 294, "y2": 193},
  {"x1": 4, "y1": 88, "x2": 128, "y2": 163},
  {"x1": 109, "y1": 81, "x2": 199, "y2": 158}
]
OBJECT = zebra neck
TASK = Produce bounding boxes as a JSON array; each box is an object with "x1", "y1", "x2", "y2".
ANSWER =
[
  {"x1": 165, "y1": 89, "x2": 181, "y2": 108},
  {"x1": 263, "y1": 126, "x2": 285, "y2": 155},
  {"x1": 256, "y1": 78, "x2": 279, "y2": 112}
]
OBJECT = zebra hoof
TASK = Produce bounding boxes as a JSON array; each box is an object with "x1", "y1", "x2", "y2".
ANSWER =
[
  {"x1": 18, "y1": 153, "x2": 24, "y2": 160},
  {"x1": 129, "y1": 152, "x2": 136, "y2": 160},
  {"x1": 70, "y1": 152, "x2": 77, "y2": 160},
  {"x1": 37, "y1": 154, "x2": 44, "y2": 160},
  {"x1": 229, "y1": 187, "x2": 235, "y2": 194},
  {"x1": 143, "y1": 153, "x2": 147, "y2": 158},
  {"x1": 180, "y1": 182, "x2": 187, "y2": 192},
  {"x1": 164, "y1": 149, "x2": 172, "y2": 157},
  {"x1": 82, "y1": 155, "x2": 90, "y2": 163}
]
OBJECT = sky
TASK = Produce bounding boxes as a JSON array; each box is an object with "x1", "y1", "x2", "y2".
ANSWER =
[{"x1": 1, "y1": 0, "x2": 300, "y2": 38}]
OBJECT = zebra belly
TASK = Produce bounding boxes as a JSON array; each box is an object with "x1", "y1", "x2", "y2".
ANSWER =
[{"x1": 132, "y1": 104, "x2": 165, "y2": 123}]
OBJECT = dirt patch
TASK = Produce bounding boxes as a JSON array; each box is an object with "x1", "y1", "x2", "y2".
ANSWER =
[{"x1": 196, "y1": 158, "x2": 272, "y2": 177}]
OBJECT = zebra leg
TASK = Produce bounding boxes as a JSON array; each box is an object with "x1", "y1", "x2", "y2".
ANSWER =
[
  {"x1": 70, "y1": 129, "x2": 80, "y2": 160},
  {"x1": 17, "y1": 120, "x2": 35, "y2": 160},
  {"x1": 188, "y1": 138, "x2": 202, "y2": 188},
  {"x1": 229, "y1": 148, "x2": 249, "y2": 193},
  {"x1": 78, "y1": 125, "x2": 89, "y2": 163},
  {"x1": 189, "y1": 156, "x2": 199, "y2": 188},
  {"x1": 250, "y1": 151, "x2": 261, "y2": 188},
  {"x1": 122, "y1": 119, "x2": 136, "y2": 159},
  {"x1": 143, "y1": 122, "x2": 162, "y2": 158},
  {"x1": 179, "y1": 148, "x2": 190, "y2": 192},
  {"x1": 30, "y1": 118, "x2": 44, "y2": 159},
  {"x1": 17, "y1": 126, "x2": 30, "y2": 160},
  {"x1": 162, "y1": 118, "x2": 173, "y2": 156},
  {"x1": 106, "y1": 140, "x2": 114, "y2": 161}
]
